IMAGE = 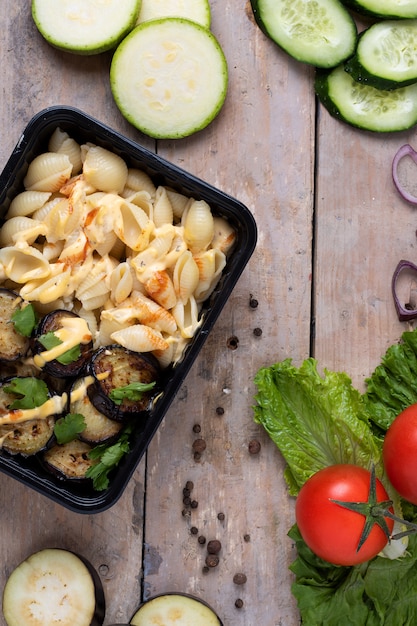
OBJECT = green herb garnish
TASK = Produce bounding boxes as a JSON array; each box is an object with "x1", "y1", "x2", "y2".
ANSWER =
[
  {"x1": 11, "y1": 303, "x2": 37, "y2": 337},
  {"x1": 109, "y1": 381, "x2": 156, "y2": 405},
  {"x1": 38, "y1": 331, "x2": 81, "y2": 365},
  {"x1": 54, "y1": 413, "x2": 86, "y2": 444},
  {"x1": 86, "y1": 425, "x2": 133, "y2": 491},
  {"x1": 3, "y1": 377, "x2": 49, "y2": 409}
]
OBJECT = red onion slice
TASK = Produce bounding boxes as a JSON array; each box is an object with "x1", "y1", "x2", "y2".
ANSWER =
[
  {"x1": 392, "y1": 144, "x2": 417, "y2": 205},
  {"x1": 392, "y1": 259, "x2": 417, "y2": 321}
]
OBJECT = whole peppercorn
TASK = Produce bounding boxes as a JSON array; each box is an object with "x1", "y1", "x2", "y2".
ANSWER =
[
  {"x1": 215, "y1": 406, "x2": 224, "y2": 416},
  {"x1": 185, "y1": 481, "x2": 194, "y2": 491},
  {"x1": 205, "y1": 554, "x2": 220, "y2": 568},
  {"x1": 249, "y1": 295, "x2": 258, "y2": 308},
  {"x1": 233, "y1": 573, "x2": 247, "y2": 585},
  {"x1": 198, "y1": 535, "x2": 206, "y2": 545},
  {"x1": 248, "y1": 439, "x2": 261, "y2": 455},
  {"x1": 243, "y1": 534, "x2": 251, "y2": 542},
  {"x1": 207, "y1": 539, "x2": 222, "y2": 554},
  {"x1": 191, "y1": 500, "x2": 199, "y2": 509},
  {"x1": 235, "y1": 599, "x2": 244, "y2": 609},
  {"x1": 192, "y1": 439, "x2": 206, "y2": 453},
  {"x1": 192, "y1": 423, "x2": 201, "y2": 433},
  {"x1": 217, "y1": 512, "x2": 225, "y2": 521},
  {"x1": 190, "y1": 526, "x2": 198, "y2": 535},
  {"x1": 253, "y1": 327, "x2": 262, "y2": 337}
]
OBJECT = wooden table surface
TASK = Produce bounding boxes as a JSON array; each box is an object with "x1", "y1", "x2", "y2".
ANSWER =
[{"x1": 1, "y1": 2, "x2": 416, "y2": 625}]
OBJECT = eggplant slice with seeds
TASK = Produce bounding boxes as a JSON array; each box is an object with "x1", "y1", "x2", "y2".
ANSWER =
[
  {"x1": 32, "y1": 309, "x2": 94, "y2": 378},
  {"x1": 43, "y1": 439, "x2": 97, "y2": 481},
  {"x1": 87, "y1": 345, "x2": 160, "y2": 422},
  {"x1": 0, "y1": 289, "x2": 31, "y2": 362},
  {"x1": 2, "y1": 548, "x2": 105, "y2": 626}
]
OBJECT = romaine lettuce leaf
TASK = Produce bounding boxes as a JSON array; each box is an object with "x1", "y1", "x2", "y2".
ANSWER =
[{"x1": 253, "y1": 358, "x2": 382, "y2": 495}]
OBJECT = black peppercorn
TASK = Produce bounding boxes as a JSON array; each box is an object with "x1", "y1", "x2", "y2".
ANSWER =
[
  {"x1": 190, "y1": 526, "x2": 198, "y2": 535},
  {"x1": 198, "y1": 535, "x2": 206, "y2": 545},
  {"x1": 217, "y1": 512, "x2": 225, "y2": 521},
  {"x1": 249, "y1": 295, "x2": 258, "y2": 308},
  {"x1": 192, "y1": 439, "x2": 206, "y2": 453},
  {"x1": 191, "y1": 500, "x2": 198, "y2": 509},
  {"x1": 215, "y1": 406, "x2": 224, "y2": 416},
  {"x1": 207, "y1": 539, "x2": 222, "y2": 554},
  {"x1": 248, "y1": 439, "x2": 261, "y2": 454},
  {"x1": 243, "y1": 534, "x2": 251, "y2": 542},
  {"x1": 253, "y1": 327, "x2": 262, "y2": 337},
  {"x1": 233, "y1": 573, "x2": 247, "y2": 585},
  {"x1": 235, "y1": 599, "x2": 244, "y2": 609},
  {"x1": 205, "y1": 554, "x2": 219, "y2": 568},
  {"x1": 185, "y1": 481, "x2": 194, "y2": 491},
  {"x1": 192, "y1": 423, "x2": 201, "y2": 433}
]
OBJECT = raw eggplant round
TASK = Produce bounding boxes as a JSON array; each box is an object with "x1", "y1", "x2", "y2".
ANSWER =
[
  {"x1": 87, "y1": 345, "x2": 160, "y2": 422},
  {"x1": 42, "y1": 439, "x2": 97, "y2": 481},
  {"x1": 69, "y1": 377, "x2": 123, "y2": 445},
  {"x1": 32, "y1": 309, "x2": 94, "y2": 378},
  {"x1": 2, "y1": 548, "x2": 105, "y2": 626},
  {"x1": 130, "y1": 593, "x2": 223, "y2": 625},
  {"x1": 0, "y1": 288, "x2": 31, "y2": 362},
  {"x1": 0, "y1": 377, "x2": 56, "y2": 456}
]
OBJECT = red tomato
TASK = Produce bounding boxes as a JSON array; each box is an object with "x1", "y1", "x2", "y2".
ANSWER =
[
  {"x1": 383, "y1": 403, "x2": 417, "y2": 505},
  {"x1": 295, "y1": 464, "x2": 393, "y2": 566}
]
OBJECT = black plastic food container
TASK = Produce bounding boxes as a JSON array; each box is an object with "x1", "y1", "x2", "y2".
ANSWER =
[{"x1": 0, "y1": 106, "x2": 257, "y2": 513}]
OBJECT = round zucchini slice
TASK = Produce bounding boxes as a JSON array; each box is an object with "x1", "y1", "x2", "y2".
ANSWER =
[
  {"x1": 2, "y1": 548, "x2": 105, "y2": 626},
  {"x1": 31, "y1": 0, "x2": 141, "y2": 55},
  {"x1": 110, "y1": 18, "x2": 228, "y2": 139},
  {"x1": 250, "y1": 0, "x2": 357, "y2": 68},
  {"x1": 130, "y1": 594, "x2": 223, "y2": 625},
  {"x1": 344, "y1": 20, "x2": 417, "y2": 90},
  {"x1": 315, "y1": 64, "x2": 417, "y2": 132},
  {"x1": 0, "y1": 289, "x2": 31, "y2": 362},
  {"x1": 136, "y1": 0, "x2": 211, "y2": 28}
]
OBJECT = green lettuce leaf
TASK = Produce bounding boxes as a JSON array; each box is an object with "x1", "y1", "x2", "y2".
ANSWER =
[{"x1": 253, "y1": 358, "x2": 382, "y2": 495}]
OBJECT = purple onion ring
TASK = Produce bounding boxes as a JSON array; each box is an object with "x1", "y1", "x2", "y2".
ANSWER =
[
  {"x1": 392, "y1": 259, "x2": 417, "y2": 321},
  {"x1": 392, "y1": 144, "x2": 417, "y2": 205}
]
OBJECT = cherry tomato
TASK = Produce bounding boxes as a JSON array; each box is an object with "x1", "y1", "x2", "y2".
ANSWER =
[
  {"x1": 295, "y1": 464, "x2": 393, "y2": 566},
  {"x1": 383, "y1": 403, "x2": 417, "y2": 505}
]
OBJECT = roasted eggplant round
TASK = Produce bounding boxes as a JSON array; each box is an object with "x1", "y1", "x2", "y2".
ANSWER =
[
  {"x1": 0, "y1": 377, "x2": 56, "y2": 456},
  {"x1": 43, "y1": 439, "x2": 97, "y2": 481},
  {"x1": 87, "y1": 345, "x2": 160, "y2": 422},
  {"x1": 2, "y1": 548, "x2": 105, "y2": 626},
  {"x1": 32, "y1": 310, "x2": 94, "y2": 378},
  {"x1": 69, "y1": 377, "x2": 123, "y2": 445},
  {"x1": 0, "y1": 289, "x2": 31, "y2": 362}
]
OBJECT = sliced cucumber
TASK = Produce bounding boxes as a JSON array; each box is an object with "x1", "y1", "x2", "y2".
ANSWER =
[
  {"x1": 31, "y1": 0, "x2": 141, "y2": 55},
  {"x1": 137, "y1": 0, "x2": 211, "y2": 28},
  {"x1": 110, "y1": 18, "x2": 228, "y2": 139},
  {"x1": 2, "y1": 549, "x2": 105, "y2": 626},
  {"x1": 130, "y1": 594, "x2": 222, "y2": 626},
  {"x1": 250, "y1": 0, "x2": 357, "y2": 69},
  {"x1": 345, "y1": 20, "x2": 417, "y2": 90},
  {"x1": 315, "y1": 64, "x2": 417, "y2": 132},
  {"x1": 340, "y1": 0, "x2": 417, "y2": 19}
]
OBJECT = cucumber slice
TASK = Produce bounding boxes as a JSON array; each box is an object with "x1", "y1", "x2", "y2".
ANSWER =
[
  {"x1": 250, "y1": 0, "x2": 357, "y2": 69},
  {"x1": 315, "y1": 64, "x2": 417, "y2": 132},
  {"x1": 345, "y1": 20, "x2": 417, "y2": 90},
  {"x1": 137, "y1": 0, "x2": 211, "y2": 28},
  {"x1": 31, "y1": 0, "x2": 141, "y2": 55},
  {"x1": 2, "y1": 549, "x2": 105, "y2": 626},
  {"x1": 110, "y1": 18, "x2": 228, "y2": 139},
  {"x1": 340, "y1": 0, "x2": 417, "y2": 19},
  {"x1": 130, "y1": 594, "x2": 222, "y2": 625}
]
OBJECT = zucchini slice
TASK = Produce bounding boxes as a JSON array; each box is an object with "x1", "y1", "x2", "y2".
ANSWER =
[
  {"x1": 250, "y1": 0, "x2": 357, "y2": 68},
  {"x1": 31, "y1": 0, "x2": 141, "y2": 55},
  {"x1": 340, "y1": 0, "x2": 417, "y2": 19},
  {"x1": 130, "y1": 594, "x2": 222, "y2": 626},
  {"x1": 137, "y1": 0, "x2": 211, "y2": 28},
  {"x1": 315, "y1": 64, "x2": 417, "y2": 132},
  {"x1": 345, "y1": 20, "x2": 417, "y2": 90},
  {"x1": 2, "y1": 548, "x2": 105, "y2": 626},
  {"x1": 110, "y1": 18, "x2": 228, "y2": 139}
]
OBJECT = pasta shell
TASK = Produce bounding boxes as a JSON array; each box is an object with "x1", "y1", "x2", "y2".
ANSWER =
[
  {"x1": 211, "y1": 216, "x2": 237, "y2": 254},
  {"x1": 24, "y1": 152, "x2": 73, "y2": 192},
  {"x1": 111, "y1": 324, "x2": 169, "y2": 352},
  {"x1": 0, "y1": 217, "x2": 48, "y2": 247},
  {"x1": 129, "y1": 290, "x2": 177, "y2": 334},
  {"x1": 145, "y1": 270, "x2": 177, "y2": 310},
  {"x1": 48, "y1": 127, "x2": 82, "y2": 174},
  {"x1": 122, "y1": 168, "x2": 156, "y2": 198},
  {"x1": 130, "y1": 224, "x2": 175, "y2": 276},
  {"x1": 19, "y1": 268, "x2": 71, "y2": 304},
  {"x1": 83, "y1": 145, "x2": 128, "y2": 193},
  {"x1": 171, "y1": 296, "x2": 202, "y2": 339},
  {"x1": 183, "y1": 199, "x2": 214, "y2": 253},
  {"x1": 126, "y1": 190, "x2": 153, "y2": 221},
  {"x1": 0, "y1": 246, "x2": 51, "y2": 283},
  {"x1": 114, "y1": 199, "x2": 153, "y2": 252},
  {"x1": 5, "y1": 191, "x2": 51, "y2": 219},
  {"x1": 97, "y1": 315, "x2": 130, "y2": 346},
  {"x1": 173, "y1": 250, "x2": 200, "y2": 303},
  {"x1": 165, "y1": 189, "x2": 192, "y2": 219},
  {"x1": 110, "y1": 262, "x2": 133, "y2": 304},
  {"x1": 153, "y1": 186, "x2": 174, "y2": 227},
  {"x1": 193, "y1": 248, "x2": 226, "y2": 301}
]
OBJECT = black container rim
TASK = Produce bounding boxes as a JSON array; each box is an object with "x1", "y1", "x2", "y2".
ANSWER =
[{"x1": 0, "y1": 106, "x2": 257, "y2": 513}]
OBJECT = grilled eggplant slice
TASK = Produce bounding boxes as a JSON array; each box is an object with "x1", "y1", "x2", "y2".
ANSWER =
[
  {"x1": 69, "y1": 377, "x2": 123, "y2": 445},
  {"x1": 2, "y1": 548, "x2": 105, "y2": 626},
  {"x1": 87, "y1": 345, "x2": 160, "y2": 422},
  {"x1": 32, "y1": 310, "x2": 94, "y2": 378},
  {"x1": 0, "y1": 289, "x2": 31, "y2": 362},
  {"x1": 0, "y1": 377, "x2": 56, "y2": 456},
  {"x1": 43, "y1": 439, "x2": 97, "y2": 481}
]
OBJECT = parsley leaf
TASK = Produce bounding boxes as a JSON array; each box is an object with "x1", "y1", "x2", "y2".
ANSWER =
[
  {"x1": 54, "y1": 413, "x2": 86, "y2": 444},
  {"x1": 38, "y1": 331, "x2": 81, "y2": 365},
  {"x1": 109, "y1": 381, "x2": 156, "y2": 405},
  {"x1": 86, "y1": 425, "x2": 133, "y2": 491},
  {"x1": 11, "y1": 303, "x2": 37, "y2": 337},
  {"x1": 3, "y1": 377, "x2": 49, "y2": 409}
]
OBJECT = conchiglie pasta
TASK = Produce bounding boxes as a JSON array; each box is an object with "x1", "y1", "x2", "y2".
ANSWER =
[
  {"x1": 122, "y1": 168, "x2": 156, "y2": 198},
  {"x1": 23, "y1": 152, "x2": 73, "y2": 192},
  {"x1": 110, "y1": 262, "x2": 133, "y2": 304},
  {"x1": 171, "y1": 296, "x2": 202, "y2": 339},
  {"x1": 114, "y1": 199, "x2": 153, "y2": 252},
  {"x1": 211, "y1": 216, "x2": 237, "y2": 254},
  {"x1": 110, "y1": 324, "x2": 169, "y2": 353},
  {"x1": 6, "y1": 190, "x2": 52, "y2": 219},
  {"x1": 183, "y1": 199, "x2": 214, "y2": 253},
  {"x1": 0, "y1": 246, "x2": 51, "y2": 283},
  {"x1": 165, "y1": 189, "x2": 192, "y2": 219},
  {"x1": 83, "y1": 145, "x2": 128, "y2": 193},
  {"x1": 193, "y1": 248, "x2": 226, "y2": 301},
  {"x1": 144, "y1": 269, "x2": 177, "y2": 310},
  {"x1": 48, "y1": 127, "x2": 82, "y2": 174},
  {"x1": 173, "y1": 250, "x2": 200, "y2": 304},
  {"x1": 19, "y1": 267, "x2": 71, "y2": 304},
  {"x1": 0, "y1": 217, "x2": 48, "y2": 247},
  {"x1": 153, "y1": 186, "x2": 174, "y2": 227}
]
